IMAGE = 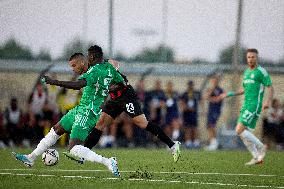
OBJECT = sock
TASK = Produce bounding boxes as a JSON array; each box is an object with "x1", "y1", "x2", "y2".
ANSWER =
[
  {"x1": 70, "y1": 145, "x2": 109, "y2": 166},
  {"x1": 145, "y1": 122, "x2": 175, "y2": 148},
  {"x1": 84, "y1": 128, "x2": 103, "y2": 149},
  {"x1": 240, "y1": 130, "x2": 263, "y2": 149},
  {"x1": 29, "y1": 128, "x2": 60, "y2": 161},
  {"x1": 240, "y1": 135, "x2": 258, "y2": 159}
]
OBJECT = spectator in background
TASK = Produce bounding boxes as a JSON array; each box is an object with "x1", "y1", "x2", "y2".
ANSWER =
[
  {"x1": 28, "y1": 82, "x2": 48, "y2": 143},
  {"x1": 4, "y1": 98, "x2": 25, "y2": 147},
  {"x1": 149, "y1": 80, "x2": 166, "y2": 125},
  {"x1": 180, "y1": 81, "x2": 201, "y2": 149},
  {"x1": 134, "y1": 79, "x2": 149, "y2": 146},
  {"x1": 164, "y1": 81, "x2": 181, "y2": 141},
  {"x1": 0, "y1": 107, "x2": 7, "y2": 148},
  {"x1": 263, "y1": 99, "x2": 283, "y2": 150},
  {"x1": 101, "y1": 113, "x2": 134, "y2": 148},
  {"x1": 46, "y1": 73, "x2": 60, "y2": 124},
  {"x1": 148, "y1": 80, "x2": 166, "y2": 145},
  {"x1": 204, "y1": 75, "x2": 224, "y2": 150}
]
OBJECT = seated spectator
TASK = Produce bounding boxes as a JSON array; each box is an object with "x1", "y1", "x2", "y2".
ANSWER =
[
  {"x1": 263, "y1": 99, "x2": 283, "y2": 150},
  {"x1": 180, "y1": 81, "x2": 201, "y2": 149},
  {"x1": 4, "y1": 98, "x2": 24, "y2": 147},
  {"x1": 101, "y1": 112, "x2": 134, "y2": 147},
  {"x1": 0, "y1": 107, "x2": 7, "y2": 148}
]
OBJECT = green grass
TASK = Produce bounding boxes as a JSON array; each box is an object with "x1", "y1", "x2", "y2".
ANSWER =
[{"x1": 0, "y1": 148, "x2": 284, "y2": 189}]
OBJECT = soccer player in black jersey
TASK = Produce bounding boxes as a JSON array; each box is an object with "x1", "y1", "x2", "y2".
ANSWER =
[{"x1": 64, "y1": 45, "x2": 181, "y2": 166}]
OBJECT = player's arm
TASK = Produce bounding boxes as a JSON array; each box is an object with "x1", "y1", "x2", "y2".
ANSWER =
[
  {"x1": 262, "y1": 85, "x2": 274, "y2": 110},
  {"x1": 108, "y1": 59, "x2": 120, "y2": 70},
  {"x1": 42, "y1": 76, "x2": 87, "y2": 90},
  {"x1": 220, "y1": 88, "x2": 244, "y2": 100}
]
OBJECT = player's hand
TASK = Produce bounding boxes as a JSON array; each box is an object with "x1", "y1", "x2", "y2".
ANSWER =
[
  {"x1": 219, "y1": 93, "x2": 227, "y2": 100},
  {"x1": 41, "y1": 76, "x2": 52, "y2": 85},
  {"x1": 262, "y1": 100, "x2": 270, "y2": 110}
]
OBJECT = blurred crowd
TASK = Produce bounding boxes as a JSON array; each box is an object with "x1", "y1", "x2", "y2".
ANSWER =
[{"x1": 0, "y1": 74, "x2": 283, "y2": 150}]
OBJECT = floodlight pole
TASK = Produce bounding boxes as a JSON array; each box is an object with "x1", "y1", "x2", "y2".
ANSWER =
[
  {"x1": 230, "y1": 0, "x2": 243, "y2": 125},
  {"x1": 108, "y1": 0, "x2": 114, "y2": 57}
]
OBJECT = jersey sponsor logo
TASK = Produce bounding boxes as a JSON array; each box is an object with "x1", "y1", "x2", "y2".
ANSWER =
[
  {"x1": 243, "y1": 79, "x2": 255, "y2": 84},
  {"x1": 250, "y1": 74, "x2": 254, "y2": 79},
  {"x1": 126, "y1": 103, "x2": 135, "y2": 114}
]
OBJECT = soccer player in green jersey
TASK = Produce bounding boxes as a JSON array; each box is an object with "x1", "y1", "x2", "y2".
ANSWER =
[
  {"x1": 221, "y1": 48, "x2": 274, "y2": 165},
  {"x1": 12, "y1": 50, "x2": 122, "y2": 176}
]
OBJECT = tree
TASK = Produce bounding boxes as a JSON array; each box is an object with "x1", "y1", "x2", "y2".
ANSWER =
[
  {"x1": 132, "y1": 44, "x2": 175, "y2": 63},
  {"x1": 0, "y1": 38, "x2": 33, "y2": 60},
  {"x1": 218, "y1": 45, "x2": 246, "y2": 64},
  {"x1": 191, "y1": 58, "x2": 212, "y2": 64},
  {"x1": 60, "y1": 37, "x2": 93, "y2": 60},
  {"x1": 36, "y1": 48, "x2": 52, "y2": 61}
]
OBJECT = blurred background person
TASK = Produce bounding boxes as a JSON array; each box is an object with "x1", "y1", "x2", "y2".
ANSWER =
[
  {"x1": 3, "y1": 97, "x2": 25, "y2": 147},
  {"x1": 134, "y1": 79, "x2": 149, "y2": 146},
  {"x1": 0, "y1": 107, "x2": 7, "y2": 149},
  {"x1": 204, "y1": 75, "x2": 224, "y2": 150},
  {"x1": 164, "y1": 81, "x2": 181, "y2": 141},
  {"x1": 180, "y1": 81, "x2": 201, "y2": 149},
  {"x1": 263, "y1": 98, "x2": 283, "y2": 150},
  {"x1": 28, "y1": 82, "x2": 48, "y2": 143},
  {"x1": 148, "y1": 80, "x2": 166, "y2": 146}
]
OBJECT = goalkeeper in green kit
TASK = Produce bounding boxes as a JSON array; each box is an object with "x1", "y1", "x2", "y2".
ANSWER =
[{"x1": 220, "y1": 48, "x2": 274, "y2": 165}]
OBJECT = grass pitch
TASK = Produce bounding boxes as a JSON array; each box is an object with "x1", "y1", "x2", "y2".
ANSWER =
[{"x1": 0, "y1": 148, "x2": 283, "y2": 189}]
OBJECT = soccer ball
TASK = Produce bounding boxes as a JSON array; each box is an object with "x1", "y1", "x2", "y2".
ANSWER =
[{"x1": 42, "y1": 149, "x2": 59, "y2": 166}]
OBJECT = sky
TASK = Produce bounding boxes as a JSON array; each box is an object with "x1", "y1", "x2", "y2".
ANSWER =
[{"x1": 0, "y1": 0, "x2": 283, "y2": 62}]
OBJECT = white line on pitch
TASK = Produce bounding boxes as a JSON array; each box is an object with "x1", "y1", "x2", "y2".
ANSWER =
[
  {"x1": 0, "y1": 168, "x2": 283, "y2": 178},
  {"x1": 0, "y1": 172, "x2": 283, "y2": 189}
]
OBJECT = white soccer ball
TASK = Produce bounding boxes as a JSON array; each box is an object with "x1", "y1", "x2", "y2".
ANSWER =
[{"x1": 42, "y1": 149, "x2": 59, "y2": 166}]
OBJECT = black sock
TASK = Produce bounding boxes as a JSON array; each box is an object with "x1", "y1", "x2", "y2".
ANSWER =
[
  {"x1": 84, "y1": 128, "x2": 102, "y2": 149},
  {"x1": 145, "y1": 122, "x2": 175, "y2": 148}
]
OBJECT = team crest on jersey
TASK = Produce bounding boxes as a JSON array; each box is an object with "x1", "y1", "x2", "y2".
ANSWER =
[{"x1": 250, "y1": 74, "x2": 254, "y2": 79}]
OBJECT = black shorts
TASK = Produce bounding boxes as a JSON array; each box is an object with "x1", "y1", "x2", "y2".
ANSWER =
[{"x1": 102, "y1": 85, "x2": 144, "y2": 119}]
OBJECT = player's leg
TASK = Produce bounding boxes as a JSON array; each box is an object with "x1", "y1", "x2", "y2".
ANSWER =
[
  {"x1": 66, "y1": 110, "x2": 120, "y2": 176},
  {"x1": 236, "y1": 112, "x2": 265, "y2": 165},
  {"x1": 131, "y1": 114, "x2": 180, "y2": 162},
  {"x1": 12, "y1": 122, "x2": 66, "y2": 167},
  {"x1": 84, "y1": 112, "x2": 115, "y2": 149}
]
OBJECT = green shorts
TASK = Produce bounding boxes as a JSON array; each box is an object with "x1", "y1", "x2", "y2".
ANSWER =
[
  {"x1": 59, "y1": 106, "x2": 101, "y2": 141},
  {"x1": 238, "y1": 109, "x2": 260, "y2": 130}
]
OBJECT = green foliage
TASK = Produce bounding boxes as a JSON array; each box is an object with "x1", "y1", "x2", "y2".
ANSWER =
[
  {"x1": 132, "y1": 45, "x2": 175, "y2": 63},
  {"x1": 0, "y1": 38, "x2": 33, "y2": 60},
  {"x1": 191, "y1": 58, "x2": 212, "y2": 64},
  {"x1": 60, "y1": 37, "x2": 93, "y2": 60},
  {"x1": 218, "y1": 45, "x2": 247, "y2": 64},
  {"x1": 36, "y1": 48, "x2": 52, "y2": 61}
]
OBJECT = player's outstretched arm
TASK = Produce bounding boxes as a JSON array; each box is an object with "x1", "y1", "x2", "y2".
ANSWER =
[
  {"x1": 220, "y1": 88, "x2": 244, "y2": 100},
  {"x1": 262, "y1": 85, "x2": 274, "y2": 110},
  {"x1": 41, "y1": 76, "x2": 87, "y2": 90}
]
